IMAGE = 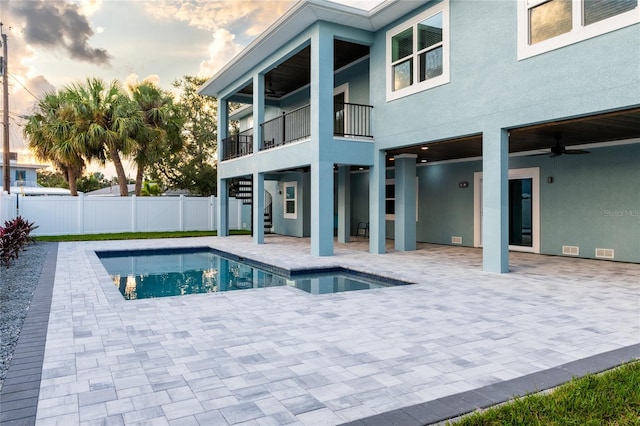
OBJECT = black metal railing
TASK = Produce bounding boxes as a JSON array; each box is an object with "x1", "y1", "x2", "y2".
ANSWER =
[
  {"x1": 334, "y1": 102, "x2": 374, "y2": 138},
  {"x1": 222, "y1": 128, "x2": 253, "y2": 160},
  {"x1": 261, "y1": 105, "x2": 311, "y2": 150}
]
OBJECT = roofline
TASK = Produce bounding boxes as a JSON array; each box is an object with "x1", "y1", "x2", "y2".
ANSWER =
[{"x1": 198, "y1": 0, "x2": 428, "y2": 97}]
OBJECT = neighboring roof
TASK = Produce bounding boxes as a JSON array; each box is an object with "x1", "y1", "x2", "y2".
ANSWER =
[
  {"x1": 199, "y1": 0, "x2": 429, "y2": 97},
  {"x1": 85, "y1": 184, "x2": 136, "y2": 196},
  {"x1": 0, "y1": 162, "x2": 47, "y2": 170},
  {"x1": 11, "y1": 186, "x2": 74, "y2": 196}
]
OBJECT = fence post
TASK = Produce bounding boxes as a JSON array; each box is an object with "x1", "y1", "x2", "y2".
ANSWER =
[
  {"x1": 131, "y1": 195, "x2": 137, "y2": 232},
  {"x1": 210, "y1": 196, "x2": 216, "y2": 231},
  {"x1": 179, "y1": 195, "x2": 185, "y2": 231},
  {"x1": 78, "y1": 193, "x2": 85, "y2": 235}
]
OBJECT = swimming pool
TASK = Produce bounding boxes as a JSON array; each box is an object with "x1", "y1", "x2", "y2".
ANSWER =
[{"x1": 97, "y1": 247, "x2": 410, "y2": 300}]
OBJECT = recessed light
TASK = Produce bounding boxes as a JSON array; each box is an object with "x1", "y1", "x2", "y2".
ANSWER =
[
  {"x1": 421, "y1": 146, "x2": 429, "y2": 150},
  {"x1": 389, "y1": 157, "x2": 395, "y2": 161},
  {"x1": 421, "y1": 159, "x2": 427, "y2": 163}
]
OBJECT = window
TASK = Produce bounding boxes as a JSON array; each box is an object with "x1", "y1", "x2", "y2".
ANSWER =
[
  {"x1": 386, "y1": 1, "x2": 449, "y2": 101},
  {"x1": 15, "y1": 170, "x2": 26, "y2": 185},
  {"x1": 283, "y1": 182, "x2": 297, "y2": 219},
  {"x1": 518, "y1": 0, "x2": 639, "y2": 59}
]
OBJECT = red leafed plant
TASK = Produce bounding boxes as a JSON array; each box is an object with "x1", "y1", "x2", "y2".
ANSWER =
[{"x1": 0, "y1": 217, "x2": 38, "y2": 268}]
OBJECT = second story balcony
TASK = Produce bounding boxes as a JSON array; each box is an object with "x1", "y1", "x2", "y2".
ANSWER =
[{"x1": 222, "y1": 102, "x2": 373, "y2": 161}]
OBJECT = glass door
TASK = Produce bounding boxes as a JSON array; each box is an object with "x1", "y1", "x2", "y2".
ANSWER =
[{"x1": 509, "y1": 178, "x2": 533, "y2": 247}]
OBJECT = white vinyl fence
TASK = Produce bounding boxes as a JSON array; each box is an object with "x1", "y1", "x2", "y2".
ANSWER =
[{"x1": 0, "y1": 193, "x2": 250, "y2": 236}]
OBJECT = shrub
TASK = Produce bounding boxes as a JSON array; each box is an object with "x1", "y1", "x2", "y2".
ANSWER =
[{"x1": 0, "y1": 217, "x2": 38, "y2": 268}]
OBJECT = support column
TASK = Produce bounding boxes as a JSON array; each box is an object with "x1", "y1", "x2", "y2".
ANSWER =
[
  {"x1": 218, "y1": 98, "x2": 228, "y2": 158},
  {"x1": 253, "y1": 74, "x2": 265, "y2": 154},
  {"x1": 369, "y1": 150, "x2": 386, "y2": 254},
  {"x1": 311, "y1": 162, "x2": 334, "y2": 256},
  {"x1": 337, "y1": 165, "x2": 350, "y2": 243},
  {"x1": 310, "y1": 23, "x2": 334, "y2": 257},
  {"x1": 482, "y1": 127, "x2": 509, "y2": 273},
  {"x1": 253, "y1": 172, "x2": 265, "y2": 244},
  {"x1": 217, "y1": 178, "x2": 229, "y2": 237},
  {"x1": 394, "y1": 154, "x2": 417, "y2": 251}
]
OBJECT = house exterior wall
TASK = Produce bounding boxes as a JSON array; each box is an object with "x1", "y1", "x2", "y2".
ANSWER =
[
  {"x1": 0, "y1": 166, "x2": 39, "y2": 187},
  {"x1": 210, "y1": 0, "x2": 639, "y2": 266},
  {"x1": 370, "y1": 0, "x2": 639, "y2": 149},
  {"x1": 349, "y1": 141, "x2": 639, "y2": 263}
]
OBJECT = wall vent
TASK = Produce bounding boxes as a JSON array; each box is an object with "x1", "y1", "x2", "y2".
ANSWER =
[
  {"x1": 595, "y1": 248, "x2": 614, "y2": 259},
  {"x1": 451, "y1": 236, "x2": 462, "y2": 245},
  {"x1": 562, "y1": 245, "x2": 579, "y2": 256}
]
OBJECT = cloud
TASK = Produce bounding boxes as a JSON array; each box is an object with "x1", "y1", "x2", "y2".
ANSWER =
[
  {"x1": 198, "y1": 29, "x2": 244, "y2": 78},
  {"x1": 124, "y1": 73, "x2": 161, "y2": 92},
  {"x1": 143, "y1": 1, "x2": 293, "y2": 36},
  {"x1": 8, "y1": 0, "x2": 110, "y2": 65},
  {"x1": 9, "y1": 75, "x2": 56, "y2": 150}
]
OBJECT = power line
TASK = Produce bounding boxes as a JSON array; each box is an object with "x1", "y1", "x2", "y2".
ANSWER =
[{"x1": 8, "y1": 72, "x2": 39, "y2": 101}]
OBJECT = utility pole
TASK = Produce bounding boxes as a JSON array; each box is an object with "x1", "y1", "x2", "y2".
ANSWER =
[{"x1": 1, "y1": 22, "x2": 9, "y2": 194}]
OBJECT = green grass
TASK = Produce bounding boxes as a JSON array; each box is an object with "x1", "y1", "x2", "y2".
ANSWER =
[
  {"x1": 450, "y1": 360, "x2": 640, "y2": 426},
  {"x1": 35, "y1": 229, "x2": 250, "y2": 242}
]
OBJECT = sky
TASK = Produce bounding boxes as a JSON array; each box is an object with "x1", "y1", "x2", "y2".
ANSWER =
[{"x1": 1, "y1": 0, "x2": 383, "y2": 175}]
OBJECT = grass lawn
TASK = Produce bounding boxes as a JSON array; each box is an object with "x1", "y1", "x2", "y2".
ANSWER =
[
  {"x1": 35, "y1": 229, "x2": 250, "y2": 242},
  {"x1": 450, "y1": 360, "x2": 640, "y2": 425}
]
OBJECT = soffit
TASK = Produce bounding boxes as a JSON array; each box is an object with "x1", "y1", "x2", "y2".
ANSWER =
[
  {"x1": 198, "y1": 0, "x2": 430, "y2": 97},
  {"x1": 386, "y1": 107, "x2": 640, "y2": 166}
]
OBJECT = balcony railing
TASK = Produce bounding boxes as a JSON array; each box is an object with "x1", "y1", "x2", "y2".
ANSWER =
[
  {"x1": 261, "y1": 105, "x2": 311, "y2": 150},
  {"x1": 222, "y1": 102, "x2": 374, "y2": 159},
  {"x1": 222, "y1": 128, "x2": 254, "y2": 161},
  {"x1": 334, "y1": 102, "x2": 374, "y2": 138}
]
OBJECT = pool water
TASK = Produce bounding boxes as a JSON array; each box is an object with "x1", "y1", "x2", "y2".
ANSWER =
[{"x1": 97, "y1": 248, "x2": 405, "y2": 300}]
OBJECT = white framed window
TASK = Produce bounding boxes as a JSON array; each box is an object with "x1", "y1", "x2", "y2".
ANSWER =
[
  {"x1": 386, "y1": 0, "x2": 450, "y2": 102},
  {"x1": 518, "y1": 0, "x2": 639, "y2": 59},
  {"x1": 283, "y1": 181, "x2": 297, "y2": 219}
]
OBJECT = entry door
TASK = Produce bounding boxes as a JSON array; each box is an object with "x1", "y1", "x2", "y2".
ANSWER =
[
  {"x1": 474, "y1": 168, "x2": 540, "y2": 253},
  {"x1": 509, "y1": 178, "x2": 533, "y2": 247}
]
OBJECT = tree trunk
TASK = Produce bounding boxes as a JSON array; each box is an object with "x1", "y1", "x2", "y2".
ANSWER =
[
  {"x1": 108, "y1": 144, "x2": 130, "y2": 196},
  {"x1": 135, "y1": 164, "x2": 144, "y2": 196},
  {"x1": 67, "y1": 167, "x2": 78, "y2": 196}
]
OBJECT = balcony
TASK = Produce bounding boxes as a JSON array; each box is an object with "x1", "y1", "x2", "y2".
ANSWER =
[
  {"x1": 222, "y1": 128, "x2": 254, "y2": 161},
  {"x1": 221, "y1": 102, "x2": 373, "y2": 161}
]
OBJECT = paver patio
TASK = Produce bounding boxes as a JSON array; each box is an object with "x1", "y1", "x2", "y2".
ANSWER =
[{"x1": 3, "y1": 235, "x2": 639, "y2": 425}]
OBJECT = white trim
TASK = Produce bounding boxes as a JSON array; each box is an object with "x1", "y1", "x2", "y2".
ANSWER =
[
  {"x1": 517, "y1": 0, "x2": 640, "y2": 60},
  {"x1": 283, "y1": 181, "x2": 298, "y2": 219},
  {"x1": 386, "y1": 0, "x2": 450, "y2": 102},
  {"x1": 474, "y1": 167, "x2": 540, "y2": 253}
]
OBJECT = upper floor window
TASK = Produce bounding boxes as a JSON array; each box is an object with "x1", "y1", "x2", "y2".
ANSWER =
[
  {"x1": 386, "y1": 1, "x2": 449, "y2": 101},
  {"x1": 518, "y1": 0, "x2": 639, "y2": 59}
]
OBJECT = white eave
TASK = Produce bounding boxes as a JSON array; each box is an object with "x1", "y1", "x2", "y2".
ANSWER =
[{"x1": 198, "y1": 0, "x2": 429, "y2": 97}]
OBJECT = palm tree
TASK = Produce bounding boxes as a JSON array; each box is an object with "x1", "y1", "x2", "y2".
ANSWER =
[
  {"x1": 129, "y1": 81, "x2": 183, "y2": 196},
  {"x1": 23, "y1": 90, "x2": 86, "y2": 196},
  {"x1": 66, "y1": 78, "x2": 143, "y2": 196}
]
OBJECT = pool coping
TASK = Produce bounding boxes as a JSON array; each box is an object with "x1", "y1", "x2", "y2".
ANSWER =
[
  {"x1": 1, "y1": 241, "x2": 638, "y2": 425},
  {"x1": 0, "y1": 243, "x2": 58, "y2": 426}
]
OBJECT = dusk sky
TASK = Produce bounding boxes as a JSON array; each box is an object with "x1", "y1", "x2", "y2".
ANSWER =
[{"x1": 1, "y1": 0, "x2": 383, "y2": 172}]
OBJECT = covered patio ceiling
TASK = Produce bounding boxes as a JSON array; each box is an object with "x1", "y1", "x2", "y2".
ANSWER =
[
  {"x1": 234, "y1": 40, "x2": 369, "y2": 102},
  {"x1": 386, "y1": 106, "x2": 640, "y2": 166}
]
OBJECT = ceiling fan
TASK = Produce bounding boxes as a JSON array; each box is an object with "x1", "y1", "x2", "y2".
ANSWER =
[
  {"x1": 265, "y1": 75, "x2": 285, "y2": 97},
  {"x1": 543, "y1": 134, "x2": 590, "y2": 157}
]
